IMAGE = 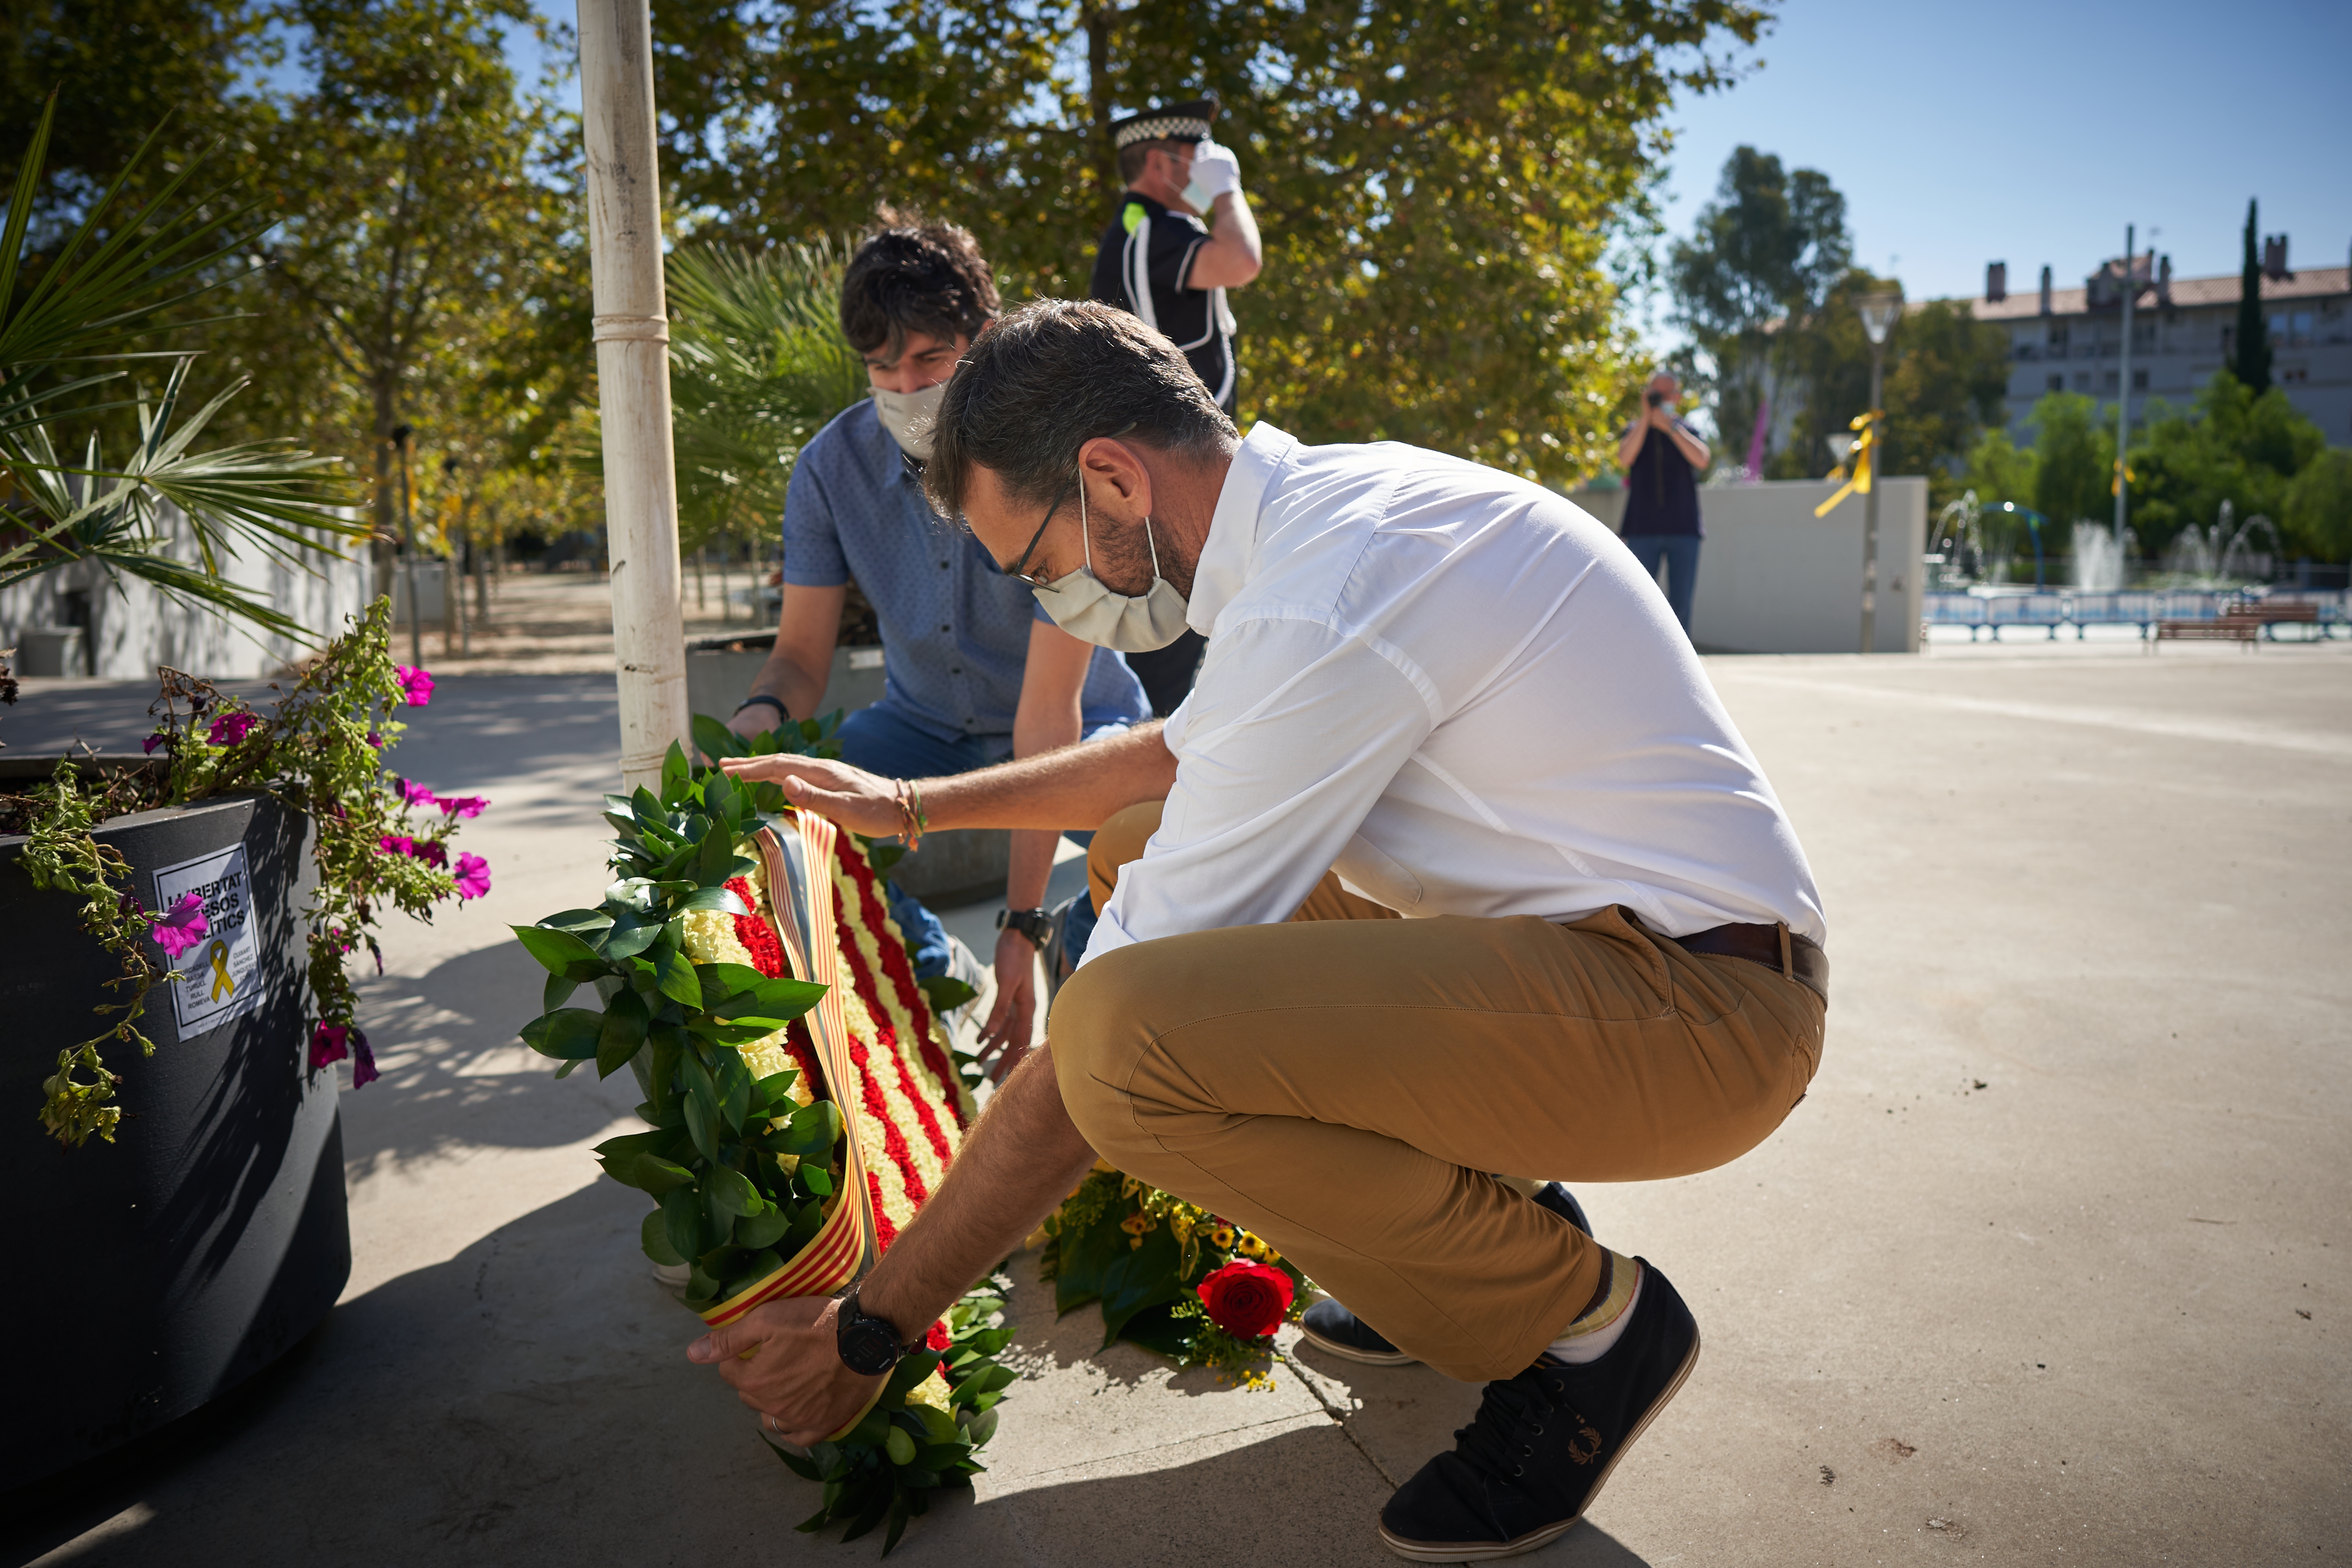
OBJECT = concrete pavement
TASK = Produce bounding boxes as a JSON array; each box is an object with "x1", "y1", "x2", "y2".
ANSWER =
[{"x1": 4, "y1": 640, "x2": 2346, "y2": 1566}]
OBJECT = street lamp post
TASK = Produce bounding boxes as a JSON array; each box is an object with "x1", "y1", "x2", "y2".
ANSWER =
[
  {"x1": 2113, "y1": 223, "x2": 2137, "y2": 571},
  {"x1": 1855, "y1": 292, "x2": 1901, "y2": 655}
]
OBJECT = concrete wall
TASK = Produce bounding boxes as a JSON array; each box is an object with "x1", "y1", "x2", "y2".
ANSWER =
[
  {"x1": 1570, "y1": 477, "x2": 1926, "y2": 654},
  {"x1": 0, "y1": 506, "x2": 376, "y2": 679}
]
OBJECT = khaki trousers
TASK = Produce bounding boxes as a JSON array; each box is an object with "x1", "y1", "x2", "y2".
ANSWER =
[{"x1": 1053, "y1": 802, "x2": 1825, "y2": 1383}]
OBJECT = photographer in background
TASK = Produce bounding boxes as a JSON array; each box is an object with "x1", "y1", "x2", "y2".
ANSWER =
[{"x1": 1614, "y1": 372, "x2": 1711, "y2": 635}]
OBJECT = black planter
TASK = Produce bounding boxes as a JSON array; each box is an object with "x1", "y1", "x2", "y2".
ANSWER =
[{"x1": 0, "y1": 767, "x2": 348, "y2": 1490}]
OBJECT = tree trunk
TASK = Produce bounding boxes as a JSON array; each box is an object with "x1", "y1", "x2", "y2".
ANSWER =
[{"x1": 1087, "y1": 9, "x2": 1119, "y2": 202}]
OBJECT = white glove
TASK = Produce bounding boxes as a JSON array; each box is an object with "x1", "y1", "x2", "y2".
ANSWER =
[{"x1": 1185, "y1": 139, "x2": 1241, "y2": 204}]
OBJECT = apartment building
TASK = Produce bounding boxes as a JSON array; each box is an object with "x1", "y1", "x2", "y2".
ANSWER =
[{"x1": 1966, "y1": 242, "x2": 2351, "y2": 443}]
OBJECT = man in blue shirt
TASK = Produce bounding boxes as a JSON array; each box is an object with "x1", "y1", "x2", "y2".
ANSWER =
[
  {"x1": 727, "y1": 213, "x2": 1150, "y2": 1064},
  {"x1": 1614, "y1": 372, "x2": 1712, "y2": 634}
]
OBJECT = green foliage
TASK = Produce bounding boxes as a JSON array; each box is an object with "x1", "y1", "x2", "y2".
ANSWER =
[
  {"x1": 2234, "y1": 198, "x2": 2271, "y2": 395},
  {"x1": 2021, "y1": 390, "x2": 2114, "y2": 530},
  {"x1": 14, "y1": 598, "x2": 483, "y2": 1146},
  {"x1": 2126, "y1": 372, "x2": 2326, "y2": 556},
  {"x1": 1962, "y1": 428, "x2": 2038, "y2": 512},
  {"x1": 0, "y1": 95, "x2": 363, "y2": 636},
  {"x1": 648, "y1": 0, "x2": 1769, "y2": 485},
  {"x1": 519, "y1": 727, "x2": 1013, "y2": 1556},
  {"x1": 666, "y1": 244, "x2": 868, "y2": 551},
  {"x1": 2283, "y1": 448, "x2": 2352, "y2": 563},
  {"x1": 1668, "y1": 144, "x2": 1852, "y2": 462},
  {"x1": 772, "y1": 1280, "x2": 1015, "y2": 1556},
  {"x1": 14, "y1": 759, "x2": 172, "y2": 1146},
  {"x1": 1037, "y1": 1165, "x2": 1309, "y2": 1385}
]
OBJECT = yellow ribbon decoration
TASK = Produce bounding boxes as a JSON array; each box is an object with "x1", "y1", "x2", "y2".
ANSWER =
[
  {"x1": 206, "y1": 939, "x2": 236, "y2": 1001},
  {"x1": 2110, "y1": 457, "x2": 2135, "y2": 498},
  {"x1": 1813, "y1": 409, "x2": 1879, "y2": 518}
]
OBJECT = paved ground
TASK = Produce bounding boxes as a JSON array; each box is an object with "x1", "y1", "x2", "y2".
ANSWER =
[{"x1": 5, "y1": 638, "x2": 2348, "y2": 1567}]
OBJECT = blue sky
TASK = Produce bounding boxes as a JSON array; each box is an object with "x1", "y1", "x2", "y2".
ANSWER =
[{"x1": 1647, "y1": 0, "x2": 2350, "y2": 315}]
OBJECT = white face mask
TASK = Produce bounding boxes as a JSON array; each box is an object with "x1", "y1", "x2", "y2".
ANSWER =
[
  {"x1": 1180, "y1": 172, "x2": 1215, "y2": 215},
  {"x1": 871, "y1": 380, "x2": 946, "y2": 460},
  {"x1": 1030, "y1": 473, "x2": 1193, "y2": 653}
]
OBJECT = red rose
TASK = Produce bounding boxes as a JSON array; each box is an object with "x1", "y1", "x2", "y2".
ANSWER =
[{"x1": 1196, "y1": 1260, "x2": 1293, "y2": 1340}]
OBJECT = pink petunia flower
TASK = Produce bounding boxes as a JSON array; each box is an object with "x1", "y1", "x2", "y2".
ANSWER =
[
  {"x1": 395, "y1": 778, "x2": 438, "y2": 809},
  {"x1": 365, "y1": 731, "x2": 383, "y2": 749},
  {"x1": 350, "y1": 1029, "x2": 379, "y2": 1088},
  {"x1": 207, "y1": 711, "x2": 257, "y2": 746},
  {"x1": 151, "y1": 892, "x2": 210, "y2": 958},
  {"x1": 308, "y1": 1022, "x2": 350, "y2": 1070},
  {"x1": 378, "y1": 834, "x2": 414, "y2": 858},
  {"x1": 142, "y1": 731, "x2": 167, "y2": 755},
  {"x1": 394, "y1": 666, "x2": 434, "y2": 707},
  {"x1": 437, "y1": 793, "x2": 487, "y2": 819},
  {"x1": 453, "y1": 852, "x2": 492, "y2": 901},
  {"x1": 412, "y1": 839, "x2": 449, "y2": 869}
]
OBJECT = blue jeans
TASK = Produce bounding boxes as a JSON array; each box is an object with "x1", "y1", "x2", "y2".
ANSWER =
[
  {"x1": 837, "y1": 701, "x2": 1122, "y2": 976},
  {"x1": 1621, "y1": 533, "x2": 1701, "y2": 634}
]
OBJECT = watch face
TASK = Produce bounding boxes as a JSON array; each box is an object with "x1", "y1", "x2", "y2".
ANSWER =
[{"x1": 840, "y1": 1317, "x2": 900, "y2": 1376}]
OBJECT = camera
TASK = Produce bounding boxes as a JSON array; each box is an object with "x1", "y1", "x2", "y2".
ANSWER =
[{"x1": 1645, "y1": 389, "x2": 1664, "y2": 408}]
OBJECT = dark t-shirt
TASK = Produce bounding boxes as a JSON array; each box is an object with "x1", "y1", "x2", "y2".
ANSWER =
[
  {"x1": 1090, "y1": 192, "x2": 1238, "y2": 410},
  {"x1": 1620, "y1": 420, "x2": 1704, "y2": 538}
]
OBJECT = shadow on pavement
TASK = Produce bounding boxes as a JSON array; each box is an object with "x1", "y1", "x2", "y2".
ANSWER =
[{"x1": 1, "y1": 1172, "x2": 1662, "y2": 1568}]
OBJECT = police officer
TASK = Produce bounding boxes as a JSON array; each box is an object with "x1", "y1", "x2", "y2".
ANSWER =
[{"x1": 1090, "y1": 96, "x2": 1262, "y2": 716}]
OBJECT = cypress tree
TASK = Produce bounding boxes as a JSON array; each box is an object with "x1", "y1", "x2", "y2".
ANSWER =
[{"x1": 2235, "y1": 198, "x2": 2272, "y2": 394}]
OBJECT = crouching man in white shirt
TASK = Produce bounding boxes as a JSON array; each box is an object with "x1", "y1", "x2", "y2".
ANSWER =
[{"x1": 703, "y1": 300, "x2": 1829, "y2": 1562}]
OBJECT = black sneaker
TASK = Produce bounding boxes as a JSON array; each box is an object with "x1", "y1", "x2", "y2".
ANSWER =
[
  {"x1": 1377, "y1": 1259, "x2": 1700, "y2": 1562},
  {"x1": 1299, "y1": 1184, "x2": 1592, "y2": 1367}
]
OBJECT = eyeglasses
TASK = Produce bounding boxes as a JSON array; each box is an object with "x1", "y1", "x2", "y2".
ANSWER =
[{"x1": 1004, "y1": 486, "x2": 1072, "y2": 587}]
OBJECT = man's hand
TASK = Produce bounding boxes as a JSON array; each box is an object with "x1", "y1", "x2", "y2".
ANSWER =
[
  {"x1": 977, "y1": 928, "x2": 1038, "y2": 1081},
  {"x1": 1190, "y1": 139, "x2": 1241, "y2": 201},
  {"x1": 719, "y1": 754, "x2": 904, "y2": 838},
  {"x1": 686, "y1": 1295, "x2": 884, "y2": 1446},
  {"x1": 726, "y1": 703, "x2": 784, "y2": 741}
]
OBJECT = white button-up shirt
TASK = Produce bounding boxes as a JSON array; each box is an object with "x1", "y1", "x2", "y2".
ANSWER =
[{"x1": 1085, "y1": 423, "x2": 1827, "y2": 967}]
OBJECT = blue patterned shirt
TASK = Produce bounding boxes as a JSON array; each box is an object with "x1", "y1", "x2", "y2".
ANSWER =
[{"x1": 781, "y1": 399, "x2": 1150, "y2": 741}]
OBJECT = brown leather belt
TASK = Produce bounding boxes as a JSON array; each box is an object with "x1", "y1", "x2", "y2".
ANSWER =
[{"x1": 1666, "y1": 920, "x2": 1829, "y2": 1005}]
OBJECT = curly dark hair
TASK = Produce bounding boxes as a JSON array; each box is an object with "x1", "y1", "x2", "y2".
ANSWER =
[{"x1": 838, "y1": 205, "x2": 1001, "y2": 356}]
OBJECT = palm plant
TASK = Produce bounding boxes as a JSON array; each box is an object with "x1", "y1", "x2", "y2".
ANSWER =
[
  {"x1": 664, "y1": 240, "x2": 866, "y2": 554},
  {"x1": 0, "y1": 95, "x2": 361, "y2": 642}
]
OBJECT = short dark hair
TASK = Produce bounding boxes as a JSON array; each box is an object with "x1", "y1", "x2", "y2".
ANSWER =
[
  {"x1": 838, "y1": 206, "x2": 1000, "y2": 356},
  {"x1": 924, "y1": 299, "x2": 1237, "y2": 519},
  {"x1": 1116, "y1": 138, "x2": 1181, "y2": 186}
]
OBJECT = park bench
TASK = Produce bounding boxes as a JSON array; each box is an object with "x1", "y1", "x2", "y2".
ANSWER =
[{"x1": 2152, "y1": 601, "x2": 2321, "y2": 651}]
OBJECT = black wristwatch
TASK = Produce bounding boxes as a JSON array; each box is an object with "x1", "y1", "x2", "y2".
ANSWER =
[
  {"x1": 997, "y1": 906, "x2": 1052, "y2": 945},
  {"x1": 734, "y1": 693, "x2": 790, "y2": 725},
  {"x1": 834, "y1": 1285, "x2": 911, "y2": 1376}
]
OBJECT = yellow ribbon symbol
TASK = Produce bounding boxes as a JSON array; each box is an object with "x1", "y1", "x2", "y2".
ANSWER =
[
  {"x1": 207, "y1": 939, "x2": 236, "y2": 1001},
  {"x1": 1814, "y1": 410, "x2": 1879, "y2": 517}
]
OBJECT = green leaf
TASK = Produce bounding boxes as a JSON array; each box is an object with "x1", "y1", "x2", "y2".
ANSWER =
[
  {"x1": 753, "y1": 1069, "x2": 800, "y2": 1108},
  {"x1": 715, "y1": 974, "x2": 827, "y2": 1022},
  {"x1": 519, "y1": 1008, "x2": 604, "y2": 1061},
  {"x1": 661, "y1": 739, "x2": 691, "y2": 793},
  {"x1": 540, "y1": 908, "x2": 615, "y2": 937},
  {"x1": 682, "y1": 1084, "x2": 721, "y2": 1163},
  {"x1": 661, "y1": 1186, "x2": 705, "y2": 1263},
  {"x1": 734, "y1": 1205, "x2": 790, "y2": 1249},
  {"x1": 961, "y1": 1406, "x2": 1000, "y2": 1447},
  {"x1": 693, "y1": 712, "x2": 750, "y2": 762},
  {"x1": 1093, "y1": 1222, "x2": 1190, "y2": 1347},
  {"x1": 764, "y1": 1099, "x2": 842, "y2": 1159},
  {"x1": 697, "y1": 961, "x2": 770, "y2": 1003},
  {"x1": 708, "y1": 1163, "x2": 761, "y2": 1217},
  {"x1": 865, "y1": 839, "x2": 906, "y2": 876},
  {"x1": 640, "y1": 1208, "x2": 685, "y2": 1266},
  {"x1": 715, "y1": 1052, "x2": 753, "y2": 1131},
  {"x1": 512, "y1": 923, "x2": 602, "y2": 977},
  {"x1": 602, "y1": 910, "x2": 661, "y2": 961},
  {"x1": 764, "y1": 1435, "x2": 821, "y2": 1481},
  {"x1": 673, "y1": 883, "x2": 750, "y2": 915},
  {"x1": 801, "y1": 1164, "x2": 834, "y2": 1196},
  {"x1": 542, "y1": 972, "x2": 581, "y2": 1013},
  {"x1": 596, "y1": 989, "x2": 651, "y2": 1079},
  {"x1": 917, "y1": 974, "x2": 978, "y2": 1015},
  {"x1": 652, "y1": 947, "x2": 703, "y2": 1010}
]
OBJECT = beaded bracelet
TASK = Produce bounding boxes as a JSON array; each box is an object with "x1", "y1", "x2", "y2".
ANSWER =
[{"x1": 893, "y1": 778, "x2": 928, "y2": 853}]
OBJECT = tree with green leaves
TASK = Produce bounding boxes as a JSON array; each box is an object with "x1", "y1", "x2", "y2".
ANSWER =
[
  {"x1": 2283, "y1": 448, "x2": 2352, "y2": 563},
  {"x1": 2127, "y1": 371, "x2": 2325, "y2": 557},
  {"x1": 2022, "y1": 390, "x2": 2113, "y2": 529},
  {"x1": 645, "y1": 0, "x2": 1771, "y2": 485},
  {"x1": 241, "y1": 0, "x2": 587, "y2": 545},
  {"x1": 0, "y1": 97, "x2": 359, "y2": 642},
  {"x1": 1667, "y1": 145, "x2": 1851, "y2": 464},
  {"x1": 2234, "y1": 198, "x2": 2271, "y2": 394}
]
